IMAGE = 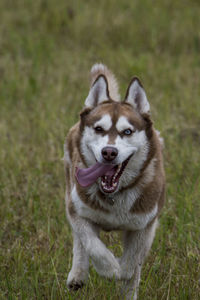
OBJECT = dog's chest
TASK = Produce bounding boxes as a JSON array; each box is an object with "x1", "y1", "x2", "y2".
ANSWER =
[{"x1": 72, "y1": 186, "x2": 157, "y2": 231}]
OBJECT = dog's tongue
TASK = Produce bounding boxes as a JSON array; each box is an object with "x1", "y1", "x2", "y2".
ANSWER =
[{"x1": 75, "y1": 162, "x2": 115, "y2": 187}]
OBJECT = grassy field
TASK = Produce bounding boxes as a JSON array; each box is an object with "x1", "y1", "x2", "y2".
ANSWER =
[{"x1": 0, "y1": 0, "x2": 200, "y2": 299}]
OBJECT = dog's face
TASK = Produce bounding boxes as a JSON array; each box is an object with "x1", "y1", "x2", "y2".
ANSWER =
[{"x1": 79, "y1": 75, "x2": 152, "y2": 194}]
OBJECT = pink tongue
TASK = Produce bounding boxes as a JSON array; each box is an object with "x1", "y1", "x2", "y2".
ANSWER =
[{"x1": 75, "y1": 162, "x2": 115, "y2": 187}]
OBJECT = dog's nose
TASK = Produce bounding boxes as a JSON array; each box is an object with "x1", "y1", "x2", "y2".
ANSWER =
[{"x1": 101, "y1": 147, "x2": 118, "y2": 161}]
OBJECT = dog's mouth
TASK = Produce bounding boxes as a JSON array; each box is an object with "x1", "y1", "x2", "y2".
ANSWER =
[
  {"x1": 100, "y1": 157, "x2": 131, "y2": 193},
  {"x1": 75, "y1": 156, "x2": 131, "y2": 194}
]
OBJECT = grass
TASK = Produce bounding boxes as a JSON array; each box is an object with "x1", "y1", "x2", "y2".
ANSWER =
[{"x1": 0, "y1": 0, "x2": 200, "y2": 299}]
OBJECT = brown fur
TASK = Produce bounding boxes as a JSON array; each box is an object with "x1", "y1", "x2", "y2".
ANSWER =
[
  {"x1": 68, "y1": 200, "x2": 76, "y2": 217},
  {"x1": 130, "y1": 173, "x2": 164, "y2": 214},
  {"x1": 76, "y1": 185, "x2": 109, "y2": 213},
  {"x1": 65, "y1": 101, "x2": 165, "y2": 217},
  {"x1": 65, "y1": 66, "x2": 165, "y2": 299}
]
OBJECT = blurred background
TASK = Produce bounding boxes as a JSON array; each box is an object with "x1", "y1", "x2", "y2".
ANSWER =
[{"x1": 0, "y1": 0, "x2": 199, "y2": 299}]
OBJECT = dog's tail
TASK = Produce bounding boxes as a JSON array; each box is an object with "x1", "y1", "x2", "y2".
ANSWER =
[{"x1": 90, "y1": 63, "x2": 120, "y2": 101}]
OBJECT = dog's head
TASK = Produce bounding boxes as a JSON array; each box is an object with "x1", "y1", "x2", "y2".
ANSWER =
[{"x1": 77, "y1": 74, "x2": 153, "y2": 194}]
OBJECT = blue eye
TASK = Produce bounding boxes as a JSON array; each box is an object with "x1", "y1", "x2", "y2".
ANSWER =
[{"x1": 123, "y1": 129, "x2": 133, "y2": 135}]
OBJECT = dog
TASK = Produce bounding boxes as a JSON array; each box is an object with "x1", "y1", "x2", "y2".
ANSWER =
[{"x1": 64, "y1": 63, "x2": 165, "y2": 299}]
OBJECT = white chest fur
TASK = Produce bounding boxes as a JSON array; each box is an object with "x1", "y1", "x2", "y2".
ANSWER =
[{"x1": 70, "y1": 185, "x2": 158, "y2": 231}]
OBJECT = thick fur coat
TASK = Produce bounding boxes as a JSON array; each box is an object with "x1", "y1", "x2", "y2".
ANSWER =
[{"x1": 64, "y1": 64, "x2": 165, "y2": 299}]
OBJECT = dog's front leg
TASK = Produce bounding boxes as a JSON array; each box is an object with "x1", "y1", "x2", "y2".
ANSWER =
[
  {"x1": 67, "y1": 231, "x2": 89, "y2": 290},
  {"x1": 119, "y1": 218, "x2": 158, "y2": 300},
  {"x1": 69, "y1": 215, "x2": 120, "y2": 279}
]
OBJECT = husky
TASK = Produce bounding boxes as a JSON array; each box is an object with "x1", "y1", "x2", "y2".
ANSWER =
[{"x1": 64, "y1": 63, "x2": 165, "y2": 299}]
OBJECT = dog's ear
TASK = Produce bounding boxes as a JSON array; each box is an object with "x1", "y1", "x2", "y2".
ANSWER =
[
  {"x1": 124, "y1": 77, "x2": 150, "y2": 115},
  {"x1": 84, "y1": 75, "x2": 110, "y2": 108}
]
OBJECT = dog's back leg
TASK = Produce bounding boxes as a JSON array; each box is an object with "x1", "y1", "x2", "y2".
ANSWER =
[
  {"x1": 120, "y1": 264, "x2": 141, "y2": 300},
  {"x1": 119, "y1": 218, "x2": 158, "y2": 300},
  {"x1": 67, "y1": 231, "x2": 89, "y2": 290}
]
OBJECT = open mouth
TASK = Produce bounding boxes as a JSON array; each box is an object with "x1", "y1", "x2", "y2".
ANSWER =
[
  {"x1": 100, "y1": 157, "x2": 131, "y2": 193},
  {"x1": 75, "y1": 155, "x2": 132, "y2": 194}
]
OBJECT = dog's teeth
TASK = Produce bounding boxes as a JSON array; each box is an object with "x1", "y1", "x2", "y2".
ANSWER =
[
  {"x1": 113, "y1": 182, "x2": 117, "y2": 187},
  {"x1": 117, "y1": 164, "x2": 122, "y2": 172},
  {"x1": 102, "y1": 182, "x2": 105, "y2": 186},
  {"x1": 114, "y1": 164, "x2": 122, "y2": 177}
]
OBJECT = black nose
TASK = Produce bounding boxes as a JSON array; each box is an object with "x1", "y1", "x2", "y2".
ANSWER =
[{"x1": 101, "y1": 147, "x2": 118, "y2": 161}]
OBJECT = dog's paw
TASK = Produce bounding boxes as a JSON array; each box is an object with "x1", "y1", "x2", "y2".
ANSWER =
[
  {"x1": 67, "y1": 268, "x2": 88, "y2": 291},
  {"x1": 67, "y1": 278, "x2": 84, "y2": 291}
]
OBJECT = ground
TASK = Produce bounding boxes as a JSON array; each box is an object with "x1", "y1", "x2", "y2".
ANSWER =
[{"x1": 0, "y1": 0, "x2": 200, "y2": 299}]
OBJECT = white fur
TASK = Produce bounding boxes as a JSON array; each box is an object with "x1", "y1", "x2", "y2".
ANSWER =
[
  {"x1": 66, "y1": 118, "x2": 157, "y2": 300},
  {"x1": 66, "y1": 66, "x2": 163, "y2": 300},
  {"x1": 91, "y1": 63, "x2": 120, "y2": 101},
  {"x1": 71, "y1": 185, "x2": 157, "y2": 231},
  {"x1": 85, "y1": 75, "x2": 109, "y2": 108},
  {"x1": 67, "y1": 183, "x2": 158, "y2": 299},
  {"x1": 63, "y1": 144, "x2": 70, "y2": 163},
  {"x1": 125, "y1": 79, "x2": 150, "y2": 114},
  {"x1": 94, "y1": 114, "x2": 112, "y2": 131},
  {"x1": 80, "y1": 126, "x2": 109, "y2": 165},
  {"x1": 67, "y1": 205, "x2": 121, "y2": 279},
  {"x1": 156, "y1": 129, "x2": 164, "y2": 149},
  {"x1": 66, "y1": 232, "x2": 89, "y2": 287},
  {"x1": 116, "y1": 116, "x2": 134, "y2": 132},
  {"x1": 67, "y1": 134, "x2": 159, "y2": 300},
  {"x1": 113, "y1": 129, "x2": 148, "y2": 165},
  {"x1": 120, "y1": 218, "x2": 158, "y2": 299},
  {"x1": 80, "y1": 122, "x2": 149, "y2": 175}
]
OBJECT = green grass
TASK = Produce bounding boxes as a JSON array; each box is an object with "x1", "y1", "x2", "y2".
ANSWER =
[{"x1": 0, "y1": 0, "x2": 200, "y2": 299}]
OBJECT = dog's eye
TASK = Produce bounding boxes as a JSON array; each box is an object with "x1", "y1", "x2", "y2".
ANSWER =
[
  {"x1": 123, "y1": 129, "x2": 133, "y2": 135},
  {"x1": 94, "y1": 126, "x2": 104, "y2": 133}
]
